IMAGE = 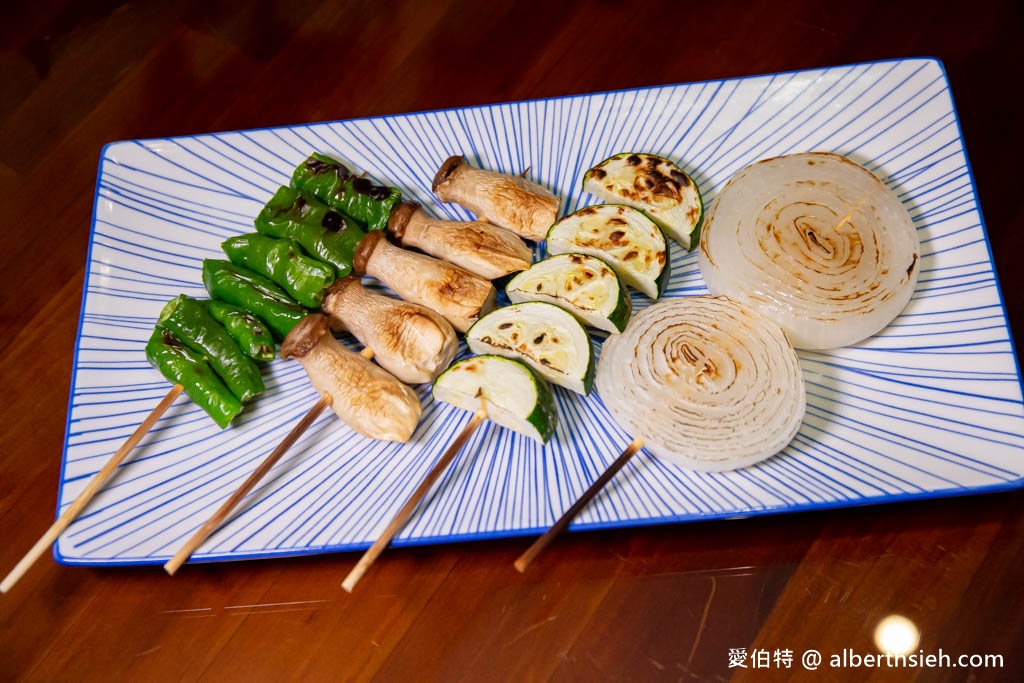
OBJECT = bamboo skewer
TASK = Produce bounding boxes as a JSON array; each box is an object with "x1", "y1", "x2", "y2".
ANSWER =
[
  {"x1": 1, "y1": 384, "x2": 185, "y2": 594},
  {"x1": 164, "y1": 392, "x2": 333, "y2": 575},
  {"x1": 342, "y1": 406, "x2": 487, "y2": 592},
  {"x1": 164, "y1": 345, "x2": 376, "y2": 575},
  {"x1": 514, "y1": 437, "x2": 644, "y2": 573}
]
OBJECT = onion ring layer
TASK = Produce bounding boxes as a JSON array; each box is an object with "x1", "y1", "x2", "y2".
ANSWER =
[
  {"x1": 596, "y1": 296, "x2": 805, "y2": 471},
  {"x1": 698, "y1": 152, "x2": 919, "y2": 349}
]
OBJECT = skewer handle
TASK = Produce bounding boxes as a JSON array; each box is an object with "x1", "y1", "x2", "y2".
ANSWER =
[
  {"x1": 1, "y1": 384, "x2": 185, "y2": 594},
  {"x1": 514, "y1": 437, "x2": 644, "y2": 573},
  {"x1": 342, "y1": 408, "x2": 486, "y2": 592},
  {"x1": 163, "y1": 392, "x2": 332, "y2": 575}
]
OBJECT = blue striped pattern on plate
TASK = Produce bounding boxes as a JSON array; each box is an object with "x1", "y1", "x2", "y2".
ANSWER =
[{"x1": 56, "y1": 57, "x2": 1024, "y2": 565}]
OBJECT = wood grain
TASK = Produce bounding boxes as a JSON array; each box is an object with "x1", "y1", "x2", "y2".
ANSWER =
[{"x1": 1, "y1": 1, "x2": 1021, "y2": 680}]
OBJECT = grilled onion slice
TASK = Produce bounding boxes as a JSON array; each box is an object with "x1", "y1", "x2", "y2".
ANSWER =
[
  {"x1": 596, "y1": 296, "x2": 805, "y2": 471},
  {"x1": 698, "y1": 152, "x2": 919, "y2": 350}
]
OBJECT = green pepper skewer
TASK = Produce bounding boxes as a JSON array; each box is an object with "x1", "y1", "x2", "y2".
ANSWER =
[
  {"x1": 291, "y1": 153, "x2": 401, "y2": 232},
  {"x1": 255, "y1": 186, "x2": 365, "y2": 277},
  {"x1": 145, "y1": 328, "x2": 243, "y2": 429},
  {"x1": 156, "y1": 295, "x2": 265, "y2": 403},
  {"x1": 202, "y1": 260, "x2": 307, "y2": 340},
  {"x1": 221, "y1": 233, "x2": 335, "y2": 309},
  {"x1": 204, "y1": 299, "x2": 275, "y2": 362}
]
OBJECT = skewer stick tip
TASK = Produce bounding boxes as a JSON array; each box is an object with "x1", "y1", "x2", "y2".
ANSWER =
[{"x1": 0, "y1": 384, "x2": 184, "y2": 593}]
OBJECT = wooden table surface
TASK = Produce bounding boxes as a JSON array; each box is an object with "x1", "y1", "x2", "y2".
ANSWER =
[{"x1": 1, "y1": 1, "x2": 1021, "y2": 680}]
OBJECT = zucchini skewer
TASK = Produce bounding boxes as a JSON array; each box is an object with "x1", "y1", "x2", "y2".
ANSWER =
[
  {"x1": 343, "y1": 353, "x2": 559, "y2": 591},
  {"x1": 583, "y1": 152, "x2": 703, "y2": 250},
  {"x1": 505, "y1": 253, "x2": 632, "y2": 334},
  {"x1": 547, "y1": 204, "x2": 670, "y2": 299},
  {"x1": 465, "y1": 302, "x2": 595, "y2": 395}
]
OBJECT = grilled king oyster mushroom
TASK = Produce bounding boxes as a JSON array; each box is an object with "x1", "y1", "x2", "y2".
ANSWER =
[
  {"x1": 321, "y1": 276, "x2": 458, "y2": 384},
  {"x1": 281, "y1": 313, "x2": 421, "y2": 442},
  {"x1": 431, "y1": 155, "x2": 559, "y2": 241}
]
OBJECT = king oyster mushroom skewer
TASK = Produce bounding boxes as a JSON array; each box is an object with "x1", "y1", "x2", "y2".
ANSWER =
[
  {"x1": 353, "y1": 231, "x2": 497, "y2": 333},
  {"x1": 432, "y1": 155, "x2": 560, "y2": 242},
  {"x1": 321, "y1": 275, "x2": 458, "y2": 385},
  {"x1": 281, "y1": 313, "x2": 422, "y2": 442},
  {"x1": 387, "y1": 201, "x2": 533, "y2": 279}
]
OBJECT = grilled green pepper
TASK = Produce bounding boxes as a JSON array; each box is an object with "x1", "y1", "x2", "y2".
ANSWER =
[
  {"x1": 255, "y1": 186, "x2": 365, "y2": 278},
  {"x1": 202, "y1": 259, "x2": 307, "y2": 340},
  {"x1": 221, "y1": 233, "x2": 335, "y2": 309},
  {"x1": 204, "y1": 299, "x2": 275, "y2": 362},
  {"x1": 156, "y1": 295, "x2": 265, "y2": 402},
  {"x1": 145, "y1": 328, "x2": 243, "y2": 429},
  {"x1": 291, "y1": 153, "x2": 402, "y2": 232}
]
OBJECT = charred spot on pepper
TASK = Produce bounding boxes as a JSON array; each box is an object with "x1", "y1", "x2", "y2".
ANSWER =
[
  {"x1": 321, "y1": 210, "x2": 343, "y2": 231},
  {"x1": 305, "y1": 157, "x2": 335, "y2": 176}
]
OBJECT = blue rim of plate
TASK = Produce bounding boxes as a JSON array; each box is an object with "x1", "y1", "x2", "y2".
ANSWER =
[{"x1": 54, "y1": 56, "x2": 1024, "y2": 566}]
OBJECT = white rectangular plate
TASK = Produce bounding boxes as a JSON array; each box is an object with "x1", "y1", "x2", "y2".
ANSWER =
[{"x1": 57, "y1": 57, "x2": 1024, "y2": 565}]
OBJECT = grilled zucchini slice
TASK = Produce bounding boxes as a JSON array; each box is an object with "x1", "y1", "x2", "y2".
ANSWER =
[
  {"x1": 433, "y1": 355, "x2": 557, "y2": 443},
  {"x1": 466, "y1": 302, "x2": 595, "y2": 395},
  {"x1": 505, "y1": 253, "x2": 631, "y2": 334},
  {"x1": 546, "y1": 204, "x2": 669, "y2": 299},
  {"x1": 583, "y1": 152, "x2": 703, "y2": 250}
]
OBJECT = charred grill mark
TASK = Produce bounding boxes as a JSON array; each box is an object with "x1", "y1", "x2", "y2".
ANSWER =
[
  {"x1": 608, "y1": 230, "x2": 626, "y2": 243},
  {"x1": 306, "y1": 158, "x2": 334, "y2": 175},
  {"x1": 907, "y1": 253, "x2": 918, "y2": 277},
  {"x1": 498, "y1": 322, "x2": 513, "y2": 330},
  {"x1": 626, "y1": 154, "x2": 642, "y2": 166},
  {"x1": 590, "y1": 168, "x2": 607, "y2": 180},
  {"x1": 623, "y1": 250, "x2": 639, "y2": 261},
  {"x1": 533, "y1": 333, "x2": 546, "y2": 344},
  {"x1": 669, "y1": 168, "x2": 691, "y2": 186}
]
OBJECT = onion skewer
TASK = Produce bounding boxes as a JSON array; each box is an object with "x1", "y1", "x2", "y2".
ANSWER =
[
  {"x1": 516, "y1": 296, "x2": 806, "y2": 566},
  {"x1": 2, "y1": 384, "x2": 185, "y2": 593},
  {"x1": 515, "y1": 437, "x2": 645, "y2": 572}
]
